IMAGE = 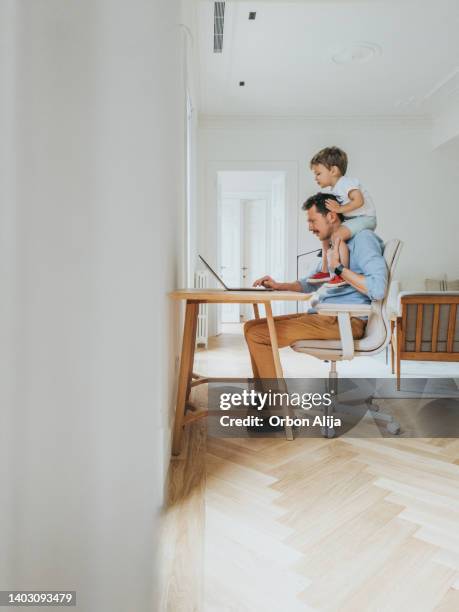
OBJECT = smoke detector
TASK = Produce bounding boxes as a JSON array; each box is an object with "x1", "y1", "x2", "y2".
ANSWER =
[{"x1": 332, "y1": 42, "x2": 381, "y2": 65}]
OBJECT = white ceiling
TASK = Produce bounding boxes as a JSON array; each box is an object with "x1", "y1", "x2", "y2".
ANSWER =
[{"x1": 197, "y1": 0, "x2": 459, "y2": 116}]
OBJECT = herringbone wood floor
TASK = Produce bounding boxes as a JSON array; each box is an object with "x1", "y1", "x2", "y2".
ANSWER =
[
  {"x1": 160, "y1": 426, "x2": 459, "y2": 612},
  {"x1": 159, "y1": 336, "x2": 459, "y2": 612}
]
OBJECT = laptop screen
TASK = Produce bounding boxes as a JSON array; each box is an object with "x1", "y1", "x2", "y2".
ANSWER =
[{"x1": 198, "y1": 255, "x2": 228, "y2": 289}]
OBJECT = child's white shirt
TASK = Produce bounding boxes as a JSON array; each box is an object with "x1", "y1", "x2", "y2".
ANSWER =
[{"x1": 322, "y1": 176, "x2": 376, "y2": 218}]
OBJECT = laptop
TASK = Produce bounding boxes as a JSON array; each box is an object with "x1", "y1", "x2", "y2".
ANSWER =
[{"x1": 199, "y1": 255, "x2": 274, "y2": 291}]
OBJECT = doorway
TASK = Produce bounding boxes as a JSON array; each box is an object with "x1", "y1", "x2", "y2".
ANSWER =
[{"x1": 217, "y1": 171, "x2": 287, "y2": 332}]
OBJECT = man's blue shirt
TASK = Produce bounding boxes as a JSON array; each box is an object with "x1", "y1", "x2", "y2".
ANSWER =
[{"x1": 299, "y1": 230, "x2": 387, "y2": 307}]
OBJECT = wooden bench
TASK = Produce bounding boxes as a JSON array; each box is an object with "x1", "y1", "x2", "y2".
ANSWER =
[{"x1": 391, "y1": 292, "x2": 459, "y2": 389}]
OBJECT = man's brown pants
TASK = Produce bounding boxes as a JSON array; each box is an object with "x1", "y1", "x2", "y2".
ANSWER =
[{"x1": 244, "y1": 313, "x2": 366, "y2": 379}]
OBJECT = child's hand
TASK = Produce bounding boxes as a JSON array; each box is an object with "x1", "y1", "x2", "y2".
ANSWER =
[{"x1": 325, "y1": 199, "x2": 341, "y2": 213}]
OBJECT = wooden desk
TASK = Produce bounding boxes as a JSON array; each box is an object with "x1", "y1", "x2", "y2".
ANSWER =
[{"x1": 169, "y1": 289, "x2": 311, "y2": 455}]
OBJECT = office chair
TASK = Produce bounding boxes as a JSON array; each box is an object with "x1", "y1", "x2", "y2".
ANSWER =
[{"x1": 291, "y1": 239, "x2": 403, "y2": 437}]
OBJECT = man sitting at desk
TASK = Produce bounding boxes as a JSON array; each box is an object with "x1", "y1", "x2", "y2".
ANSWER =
[{"x1": 245, "y1": 192, "x2": 388, "y2": 378}]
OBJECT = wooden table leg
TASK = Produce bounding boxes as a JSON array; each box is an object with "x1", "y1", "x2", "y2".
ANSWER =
[
  {"x1": 264, "y1": 302, "x2": 283, "y2": 378},
  {"x1": 253, "y1": 303, "x2": 260, "y2": 320},
  {"x1": 172, "y1": 300, "x2": 199, "y2": 456},
  {"x1": 264, "y1": 302, "x2": 294, "y2": 441},
  {"x1": 390, "y1": 319, "x2": 395, "y2": 374},
  {"x1": 396, "y1": 317, "x2": 402, "y2": 391},
  {"x1": 186, "y1": 306, "x2": 199, "y2": 404}
]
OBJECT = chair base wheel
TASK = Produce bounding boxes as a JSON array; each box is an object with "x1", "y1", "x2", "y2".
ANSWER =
[
  {"x1": 322, "y1": 426, "x2": 336, "y2": 439},
  {"x1": 387, "y1": 421, "x2": 401, "y2": 435}
]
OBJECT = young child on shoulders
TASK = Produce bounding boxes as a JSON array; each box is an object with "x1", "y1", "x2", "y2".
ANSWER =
[{"x1": 308, "y1": 146, "x2": 377, "y2": 287}]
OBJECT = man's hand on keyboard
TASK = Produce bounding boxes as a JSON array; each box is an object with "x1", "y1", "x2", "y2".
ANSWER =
[{"x1": 253, "y1": 275, "x2": 279, "y2": 290}]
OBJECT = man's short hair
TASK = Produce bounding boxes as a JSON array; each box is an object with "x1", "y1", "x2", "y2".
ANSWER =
[
  {"x1": 302, "y1": 192, "x2": 344, "y2": 222},
  {"x1": 310, "y1": 146, "x2": 348, "y2": 175}
]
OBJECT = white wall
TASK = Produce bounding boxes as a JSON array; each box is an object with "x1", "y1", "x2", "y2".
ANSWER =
[
  {"x1": 199, "y1": 115, "x2": 459, "y2": 296},
  {"x1": 1, "y1": 1, "x2": 185, "y2": 611},
  {"x1": 182, "y1": 0, "x2": 200, "y2": 287},
  {"x1": 433, "y1": 105, "x2": 459, "y2": 150},
  {"x1": 219, "y1": 170, "x2": 284, "y2": 193},
  {"x1": 0, "y1": 0, "x2": 17, "y2": 592}
]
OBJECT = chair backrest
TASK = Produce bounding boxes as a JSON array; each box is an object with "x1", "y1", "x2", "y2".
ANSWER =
[
  {"x1": 359, "y1": 239, "x2": 403, "y2": 353},
  {"x1": 398, "y1": 292, "x2": 459, "y2": 359}
]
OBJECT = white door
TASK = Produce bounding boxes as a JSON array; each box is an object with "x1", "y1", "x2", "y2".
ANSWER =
[
  {"x1": 219, "y1": 197, "x2": 268, "y2": 323},
  {"x1": 269, "y1": 175, "x2": 286, "y2": 315},
  {"x1": 219, "y1": 198, "x2": 241, "y2": 323},
  {"x1": 217, "y1": 171, "x2": 287, "y2": 330},
  {"x1": 240, "y1": 199, "x2": 268, "y2": 321}
]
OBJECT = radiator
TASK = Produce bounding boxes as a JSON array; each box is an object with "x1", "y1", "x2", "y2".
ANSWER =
[{"x1": 194, "y1": 270, "x2": 209, "y2": 348}]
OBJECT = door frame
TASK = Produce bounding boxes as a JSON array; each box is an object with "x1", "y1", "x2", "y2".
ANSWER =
[
  {"x1": 205, "y1": 161, "x2": 299, "y2": 336},
  {"x1": 218, "y1": 192, "x2": 271, "y2": 325}
]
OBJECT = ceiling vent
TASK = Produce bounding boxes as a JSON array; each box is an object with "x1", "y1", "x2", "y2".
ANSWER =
[{"x1": 213, "y1": 2, "x2": 225, "y2": 53}]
